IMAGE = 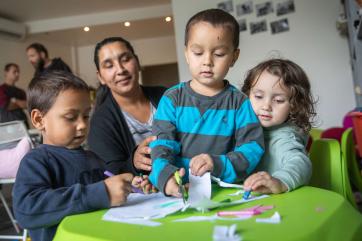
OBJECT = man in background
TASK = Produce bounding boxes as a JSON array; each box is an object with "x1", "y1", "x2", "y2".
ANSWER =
[{"x1": 26, "y1": 43, "x2": 72, "y2": 77}]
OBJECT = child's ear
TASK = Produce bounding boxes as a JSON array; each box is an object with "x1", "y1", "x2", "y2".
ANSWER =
[
  {"x1": 31, "y1": 109, "x2": 45, "y2": 131},
  {"x1": 231, "y1": 49, "x2": 240, "y2": 67},
  {"x1": 184, "y1": 47, "x2": 190, "y2": 65}
]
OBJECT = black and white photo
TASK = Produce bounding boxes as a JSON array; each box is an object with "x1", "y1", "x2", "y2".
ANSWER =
[
  {"x1": 236, "y1": 1, "x2": 253, "y2": 16},
  {"x1": 276, "y1": 0, "x2": 295, "y2": 16},
  {"x1": 256, "y1": 2, "x2": 274, "y2": 17},
  {"x1": 270, "y1": 18, "x2": 289, "y2": 34},
  {"x1": 217, "y1": 0, "x2": 234, "y2": 13},
  {"x1": 238, "y1": 19, "x2": 247, "y2": 32},
  {"x1": 250, "y1": 20, "x2": 267, "y2": 34}
]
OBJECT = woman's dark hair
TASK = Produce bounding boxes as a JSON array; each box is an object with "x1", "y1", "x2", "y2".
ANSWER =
[
  {"x1": 27, "y1": 71, "x2": 89, "y2": 115},
  {"x1": 242, "y1": 59, "x2": 316, "y2": 132},
  {"x1": 26, "y1": 43, "x2": 49, "y2": 58},
  {"x1": 93, "y1": 37, "x2": 140, "y2": 109},
  {"x1": 4, "y1": 63, "x2": 19, "y2": 72},
  {"x1": 185, "y1": 8, "x2": 239, "y2": 49}
]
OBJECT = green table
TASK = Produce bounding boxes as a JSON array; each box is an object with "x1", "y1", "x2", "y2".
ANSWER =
[{"x1": 54, "y1": 186, "x2": 362, "y2": 241}]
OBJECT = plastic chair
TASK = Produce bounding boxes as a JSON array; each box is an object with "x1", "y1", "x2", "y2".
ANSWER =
[
  {"x1": 309, "y1": 128, "x2": 323, "y2": 141},
  {"x1": 341, "y1": 128, "x2": 362, "y2": 194},
  {"x1": 309, "y1": 138, "x2": 357, "y2": 208},
  {"x1": 0, "y1": 121, "x2": 31, "y2": 241},
  {"x1": 320, "y1": 127, "x2": 345, "y2": 143}
]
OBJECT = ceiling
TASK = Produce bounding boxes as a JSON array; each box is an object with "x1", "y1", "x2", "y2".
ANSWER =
[{"x1": 0, "y1": 0, "x2": 174, "y2": 46}]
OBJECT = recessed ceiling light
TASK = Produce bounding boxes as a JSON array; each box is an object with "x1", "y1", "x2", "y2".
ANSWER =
[
  {"x1": 165, "y1": 16, "x2": 172, "y2": 22},
  {"x1": 124, "y1": 21, "x2": 131, "y2": 27},
  {"x1": 83, "y1": 26, "x2": 90, "y2": 32}
]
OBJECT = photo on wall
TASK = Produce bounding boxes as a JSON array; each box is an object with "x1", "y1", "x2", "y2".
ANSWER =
[
  {"x1": 270, "y1": 18, "x2": 289, "y2": 34},
  {"x1": 217, "y1": 0, "x2": 234, "y2": 13},
  {"x1": 276, "y1": 0, "x2": 295, "y2": 16},
  {"x1": 238, "y1": 19, "x2": 247, "y2": 32},
  {"x1": 236, "y1": 1, "x2": 253, "y2": 16},
  {"x1": 255, "y1": 2, "x2": 274, "y2": 17},
  {"x1": 250, "y1": 20, "x2": 267, "y2": 34}
]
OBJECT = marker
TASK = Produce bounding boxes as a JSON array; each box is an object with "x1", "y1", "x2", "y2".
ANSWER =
[
  {"x1": 242, "y1": 190, "x2": 251, "y2": 200},
  {"x1": 139, "y1": 173, "x2": 146, "y2": 193},
  {"x1": 103, "y1": 170, "x2": 144, "y2": 194}
]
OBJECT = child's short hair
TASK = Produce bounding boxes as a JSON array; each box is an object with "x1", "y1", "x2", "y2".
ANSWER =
[
  {"x1": 28, "y1": 71, "x2": 89, "y2": 114},
  {"x1": 185, "y1": 8, "x2": 239, "y2": 49},
  {"x1": 242, "y1": 59, "x2": 316, "y2": 132}
]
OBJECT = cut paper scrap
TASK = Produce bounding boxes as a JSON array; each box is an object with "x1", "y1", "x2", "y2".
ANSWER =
[
  {"x1": 255, "y1": 211, "x2": 281, "y2": 224},
  {"x1": 217, "y1": 205, "x2": 274, "y2": 217},
  {"x1": 212, "y1": 176, "x2": 244, "y2": 189},
  {"x1": 213, "y1": 224, "x2": 242, "y2": 241},
  {"x1": 103, "y1": 192, "x2": 184, "y2": 225},
  {"x1": 190, "y1": 194, "x2": 269, "y2": 212},
  {"x1": 173, "y1": 214, "x2": 252, "y2": 222},
  {"x1": 188, "y1": 170, "x2": 211, "y2": 204},
  {"x1": 104, "y1": 217, "x2": 162, "y2": 227}
]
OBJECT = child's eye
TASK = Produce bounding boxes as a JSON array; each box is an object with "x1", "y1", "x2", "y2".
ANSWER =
[
  {"x1": 214, "y1": 53, "x2": 226, "y2": 57},
  {"x1": 274, "y1": 99, "x2": 285, "y2": 104},
  {"x1": 64, "y1": 115, "x2": 76, "y2": 122},
  {"x1": 254, "y1": 95, "x2": 263, "y2": 99},
  {"x1": 193, "y1": 51, "x2": 202, "y2": 56}
]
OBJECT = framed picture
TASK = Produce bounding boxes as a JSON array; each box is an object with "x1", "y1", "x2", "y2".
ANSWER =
[
  {"x1": 276, "y1": 0, "x2": 295, "y2": 16},
  {"x1": 255, "y1": 2, "x2": 274, "y2": 17},
  {"x1": 236, "y1": 1, "x2": 253, "y2": 16},
  {"x1": 250, "y1": 20, "x2": 267, "y2": 34},
  {"x1": 217, "y1": 0, "x2": 234, "y2": 13},
  {"x1": 270, "y1": 18, "x2": 289, "y2": 34},
  {"x1": 238, "y1": 19, "x2": 247, "y2": 32}
]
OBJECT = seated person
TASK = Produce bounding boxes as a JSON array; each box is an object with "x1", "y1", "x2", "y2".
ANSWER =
[
  {"x1": 0, "y1": 63, "x2": 28, "y2": 127},
  {"x1": 13, "y1": 71, "x2": 142, "y2": 241}
]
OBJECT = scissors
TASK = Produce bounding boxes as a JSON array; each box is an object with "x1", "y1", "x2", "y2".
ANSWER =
[{"x1": 174, "y1": 170, "x2": 188, "y2": 204}]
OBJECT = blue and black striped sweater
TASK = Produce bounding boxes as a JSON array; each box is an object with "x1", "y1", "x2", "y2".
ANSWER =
[{"x1": 149, "y1": 81, "x2": 265, "y2": 192}]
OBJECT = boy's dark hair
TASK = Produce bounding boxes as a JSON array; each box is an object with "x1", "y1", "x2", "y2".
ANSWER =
[
  {"x1": 27, "y1": 71, "x2": 89, "y2": 115},
  {"x1": 4, "y1": 63, "x2": 19, "y2": 72},
  {"x1": 185, "y1": 8, "x2": 240, "y2": 49},
  {"x1": 26, "y1": 43, "x2": 49, "y2": 58},
  {"x1": 242, "y1": 59, "x2": 316, "y2": 132}
]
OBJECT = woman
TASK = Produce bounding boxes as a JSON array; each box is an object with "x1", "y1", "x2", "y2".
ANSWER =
[
  {"x1": 0, "y1": 63, "x2": 28, "y2": 127},
  {"x1": 88, "y1": 37, "x2": 166, "y2": 175}
]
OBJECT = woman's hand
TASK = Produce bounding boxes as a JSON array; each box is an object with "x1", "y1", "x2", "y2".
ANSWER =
[{"x1": 133, "y1": 136, "x2": 156, "y2": 171}]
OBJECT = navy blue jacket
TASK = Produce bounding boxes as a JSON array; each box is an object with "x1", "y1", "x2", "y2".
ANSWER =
[{"x1": 13, "y1": 145, "x2": 109, "y2": 241}]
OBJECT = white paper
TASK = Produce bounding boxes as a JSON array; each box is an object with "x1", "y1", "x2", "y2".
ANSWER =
[
  {"x1": 211, "y1": 176, "x2": 244, "y2": 189},
  {"x1": 255, "y1": 211, "x2": 281, "y2": 224},
  {"x1": 213, "y1": 224, "x2": 242, "y2": 241},
  {"x1": 103, "y1": 192, "x2": 184, "y2": 224},
  {"x1": 188, "y1": 171, "x2": 211, "y2": 205}
]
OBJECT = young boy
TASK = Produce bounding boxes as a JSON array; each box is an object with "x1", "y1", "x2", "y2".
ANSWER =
[
  {"x1": 149, "y1": 9, "x2": 265, "y2": 197},
  {"x1": 13, "y1": 71, "x2": 134, "y2": 241}
]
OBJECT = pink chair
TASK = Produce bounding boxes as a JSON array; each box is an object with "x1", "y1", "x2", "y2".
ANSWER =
[{"x1": 320, "y1": 127, "x2": 346, "y2": 144}]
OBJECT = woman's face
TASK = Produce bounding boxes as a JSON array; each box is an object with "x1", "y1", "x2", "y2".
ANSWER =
[{"x1": 97, "y1": 41, "x2": 140, "y2": 97}]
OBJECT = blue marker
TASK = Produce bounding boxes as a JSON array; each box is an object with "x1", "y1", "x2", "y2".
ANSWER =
[
  {"x1": 242, "y1": 190, "x2": 251, "y2": 200},
  {"x1": 103, "y1": 170, "x2": 144, "y2": 194}
]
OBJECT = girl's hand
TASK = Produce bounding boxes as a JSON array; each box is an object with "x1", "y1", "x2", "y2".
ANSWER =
[
  {"x1": 243, "y1": 171, "x2": 288, "y2": 194},
  {"x1": 189, "y1": 153, "x2": 213, "y2": 176}
]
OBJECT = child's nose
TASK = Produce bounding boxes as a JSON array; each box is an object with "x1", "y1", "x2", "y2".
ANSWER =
[
  {"x1": 203, "y1": 53, "x2": 213, "y2": 66},
  {"x1": 262, "y1": 100, "x2": 272, "y2": 111}
]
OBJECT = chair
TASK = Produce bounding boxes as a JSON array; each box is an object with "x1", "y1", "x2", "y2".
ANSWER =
[
  {"x1": 0, "y1": 121, "x2": 31, "y2": 241},
  {"x1": 309, "y1": 138, "x2": 357, "y2": 208},
  {"x1": 320, "y1": 127, "x2": 345, "y2": 143},
  {"x1": 341, "y1": 128, "x2": 362, "y2": 194}
]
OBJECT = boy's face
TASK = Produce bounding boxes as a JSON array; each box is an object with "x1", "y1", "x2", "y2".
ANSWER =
[
  {"x1": 4, "y1": 66, "x2": 20, "y2": 84},
  {"x1": 249, "y1": 70, "x2": 291, "y2": 128},
  {"x1": 185, "y1": 21, "x2": 239, "y2": 95},
  {"x1": 32, "y1": 89, "x2": 91, "y2": 149}
]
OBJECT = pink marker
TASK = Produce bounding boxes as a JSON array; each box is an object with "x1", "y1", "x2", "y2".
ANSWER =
[{"x1": 217, "y1": 210, "x2": 261, "y2": 216}]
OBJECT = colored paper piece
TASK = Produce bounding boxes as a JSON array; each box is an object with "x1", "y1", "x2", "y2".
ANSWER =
[
  {"x1": 228, "y1": 190, "x2": 244, "y2": 196},
  {"x1": 213, "y1": 224, "x2": 241, "y2": 241},
  {"x1": 173, "y1": 214, "x2": 252, "y2": 222},
  {"x1": 217, "y1": 205, "x2": 274, "y2": 217},
  {"x1": 212, "y1": 176, "x2": 244, "y2": 189},
  {"x1": 255, "y1": 211, "x2": 281, "y2": 224},
  {"x1": 188, "y1": 171, "x2": 212, "y2": 205}
]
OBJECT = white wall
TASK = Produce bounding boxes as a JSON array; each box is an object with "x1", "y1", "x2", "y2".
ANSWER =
[
  {"x1": 0, "y1": 37, "x2": 73, "y2": 90},
  {"x1": 76, "y1": 35, "x2": 177, "y2": 87},
  {"x1": 172, "y1": 0, "x2": 355, "y2": 129}
]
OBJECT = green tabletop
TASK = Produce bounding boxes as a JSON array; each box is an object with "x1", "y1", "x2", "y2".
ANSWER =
[{"x1": 54, "y1": 186, "x2": 362, "y2": 241}]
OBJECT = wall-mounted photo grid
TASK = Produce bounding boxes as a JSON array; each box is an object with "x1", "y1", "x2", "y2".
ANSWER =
[{"x1": 216, "y1": 0, "x2": 295, "y2": 35}]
